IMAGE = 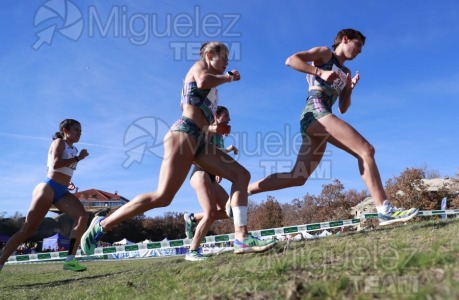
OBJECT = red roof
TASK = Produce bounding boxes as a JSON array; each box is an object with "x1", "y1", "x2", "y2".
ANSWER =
[{"x1": 74, "y1": 189, "x2": 129, "y2": 202}]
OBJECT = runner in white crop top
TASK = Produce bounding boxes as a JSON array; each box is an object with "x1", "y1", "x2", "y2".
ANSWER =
[
  {"x1": 47, "y1": 142, "x2": 79, "y2": 176},
  {"x1": 0, "y1": 119, "x2": 90, "y2": 272}
]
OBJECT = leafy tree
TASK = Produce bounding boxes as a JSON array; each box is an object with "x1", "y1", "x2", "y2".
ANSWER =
[
  {"x1": 248, "y1": 196, "x2": 283, "y2": 230},
  {"x1": 279, "y1": 179, "x2": 367, "y2": 225},
  {"x1": 102, "y1": 213, "x2": 145, "y2": 243},
  {"x1": 142, "y1": 212, "x2": 184, "y2": 241},
  {"x1": 385, "y1": 167, "x2": 449, "y2": 210}
]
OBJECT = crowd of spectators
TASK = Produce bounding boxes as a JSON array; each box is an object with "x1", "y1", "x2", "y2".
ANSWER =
[
  {"x1": 0, "y1": 241, "x2": 70, "y2": 255},
  {"x1": 8, "y1": 242, "x2": 39, "y2": 255}
]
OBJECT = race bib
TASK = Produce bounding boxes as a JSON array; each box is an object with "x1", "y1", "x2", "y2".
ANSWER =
[
  {"x1": 204, "y1": 88, "x2": 219, "y2": 115},
  {"x1": 329, "y1": 64, "x2": 347, "y2": 94},
  {"x1": 69, "y1": 160, "x2": 78, "y2": 170}
]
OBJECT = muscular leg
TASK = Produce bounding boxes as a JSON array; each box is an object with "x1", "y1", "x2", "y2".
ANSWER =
[
  {"x1": 0, "y1": 183, "x2": 53, "y2": 265},
  {"x1": 54, "y1": 193, "x2": 89, "y2": 255},
  {"x1": 193, "y1": 145, "x2": 250, "y2": 241},
  {"x1": 189, "y1": 171, "x2": 219, "y2": 250},
  {"x1": 249, "y1": 114, "x2": 386, "y2": 205},
  {"x1": 212, "y1": 182, "x2": 231, "y2": 218},
  {"x1": 100, "y1": 131, "x2": 197, "y2": 231},
  {"x1": 315, "y1": 114, "x2": 387, "y2": 206},
  {"x1": 192, "y1": 181, "x2": 229, "y2": 223},
  {"x1": 248, "y1": 129, "x2": 328, "y2": 194}
]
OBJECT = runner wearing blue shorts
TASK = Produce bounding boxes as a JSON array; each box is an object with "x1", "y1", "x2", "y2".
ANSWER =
[{"x1": 0, "y1": 119, "x2": 89, "y2": 272}]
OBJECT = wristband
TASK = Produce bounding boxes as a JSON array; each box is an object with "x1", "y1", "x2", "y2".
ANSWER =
[
  {"x1": 227, "y1": 71, "x2": 234, "y2": 82},
  {"x1": 74, "y1": 156, "x2": 80, "y2": 162}
]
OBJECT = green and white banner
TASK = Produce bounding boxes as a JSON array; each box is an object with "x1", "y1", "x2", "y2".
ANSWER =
[{"x1": 6, "y1": 209, "x2": 459, "y2": 264}]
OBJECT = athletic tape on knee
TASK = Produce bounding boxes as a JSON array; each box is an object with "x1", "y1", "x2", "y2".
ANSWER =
[{"x1": 232, "y1": 206, "x2": 248, "y2": 226}]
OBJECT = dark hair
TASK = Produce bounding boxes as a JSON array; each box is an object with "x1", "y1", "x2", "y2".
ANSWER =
[
  {"x1": 216, "y1": 106, "x2": 229, "y2": 116},
  {"x1": 332, "y1": 28, "x2": 366, "y2": 50},
  {"x1": 53, "y1": 119, "x2": 80, "y2": 140}
]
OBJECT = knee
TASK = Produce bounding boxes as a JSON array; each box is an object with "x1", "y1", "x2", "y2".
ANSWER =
[
  {"x1": 150, "y1": 191, "x2": 174, "y2": 207},
  {"x1": 289, "y1": 162, "x2": 309, "y2": 186},
  {"x1": 203, "y1": 209, "x2": 218, "y2": 221},
  {"x1": 291, "y1": 176, "x2": 308, "y2": 187},
  {"x1": 78, "y1": 213, "x2": 89, "y2": 227},
  {"x1": 72, "y1": 213, "x2": 89, "y2": 231},
  {"x1": 190, "y1": 172, "x2": 208, "y2": 188},
  {"x1": 227, "y1": 167, "x2": 250, "y2": 189},
  {"x1": 235, "y1": 168, "x2": 251, "y2": 186},
  {"x1": 360, "y1": 143, "x2": 376, "y2": 161}
]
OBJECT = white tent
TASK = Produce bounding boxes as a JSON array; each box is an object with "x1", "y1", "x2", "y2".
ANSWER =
[
  {"x1": 301, "y1": 231, "x2": 316, "y2": 239},
  {"x1": 141, "y1": 239, "x2": 153, "y2": 244},
  {"x1": 318, "y1": 230, "x2": 332, "y2": 237},
  {"x1": 289, "y1": 232, "x2": 304, "y2": 241},
  {"x1": 274, "y1": 234, "x2": 287, "y2": 241},
  {"x1": 42, "y1": 233, "x2": 69, "y2": 251},
  {"x1": 113, "y1": 238, "x2": 134, "y2": 245}
]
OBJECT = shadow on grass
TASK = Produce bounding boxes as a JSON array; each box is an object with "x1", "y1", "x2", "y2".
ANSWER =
[
  {"x1": 12, "y1": 271, "x2": 127, "y2": 289},
  {"x1": 413, "y1": 218, "x2": 459, "y2": 229}
]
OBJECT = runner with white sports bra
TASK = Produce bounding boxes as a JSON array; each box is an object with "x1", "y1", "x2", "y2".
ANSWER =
[
  {"x1": 0, "y1": 119, "x2": 90, "y2": 272},
  {"x1": 46, "y1": 141, "x2": 80, "y2": 203},
  {"x1": 81, "y1": 42, "x2": 277, "y2": 260}
]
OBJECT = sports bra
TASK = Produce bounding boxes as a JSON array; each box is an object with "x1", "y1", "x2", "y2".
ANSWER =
[
  {"x1": 181, "y1": 81, "x2": 218, "y2": 124},
  {"x1": 47, "y1": 142, "x2": 78, "y2": 177},
  {"x1": 307, "y1": 53, "x2": 348, "y2": 99}
]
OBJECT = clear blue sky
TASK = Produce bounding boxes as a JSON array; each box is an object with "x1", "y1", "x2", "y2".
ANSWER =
[{"x1": 1, "y1": 0, "x2": 458, "y2": 218}]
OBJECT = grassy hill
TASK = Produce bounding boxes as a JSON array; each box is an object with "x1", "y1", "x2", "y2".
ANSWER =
[{"x1": 1, "y1": 218, "x2": 459, "y2": 299}]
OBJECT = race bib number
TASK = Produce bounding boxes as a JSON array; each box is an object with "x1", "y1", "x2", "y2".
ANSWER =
[
  {"x1": 69, "y1": 159, "x2": 78, "y2": 170},
  {"x1": 204, "y1": 88, "x2": 219, "y2": 115},
  {"x1": 329, "y1": 64, "x2": 347, "y2": 94}
]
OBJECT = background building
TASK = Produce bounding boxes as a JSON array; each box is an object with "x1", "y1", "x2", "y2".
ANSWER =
[{"x1": 50, "y1": 189, "x2": 129, "y2": 213}]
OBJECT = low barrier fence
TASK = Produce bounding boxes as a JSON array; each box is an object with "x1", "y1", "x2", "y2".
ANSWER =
[{"x1": 6, "y1": 209, "x2": 459, "y2": 264}]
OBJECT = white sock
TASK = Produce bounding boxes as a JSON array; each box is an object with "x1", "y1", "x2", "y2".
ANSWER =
[
  {"x1": 66, "y1": 255, "x2": 75, "y2": 262},
  {"x1": 232, "y1": 206, "x2": 248, "y2": 227},
  {"x1": 376, "y1": 200, "x2": 391, "y2": 214}
]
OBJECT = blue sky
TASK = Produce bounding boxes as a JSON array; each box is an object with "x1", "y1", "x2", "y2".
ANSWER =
[{"x1": 1, "y1": 0, "x2": 458, "y2": 219}]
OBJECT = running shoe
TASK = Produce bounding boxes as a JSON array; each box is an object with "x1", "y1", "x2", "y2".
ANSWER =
[
  {"x1": 378, "y1": 201, "x2": 419, "y2": 226},
  {"x1": 81, "y1": 216, "x2": 105, "y2": 255},
  {"x1": 233, "y1": 234, "x2": 277, "y2": 254},
  {"x1": 184, "y1": 213, "x2": 196, "y2": 239},
  {"x1": 185, "y1": 250, "x2": 208, "y2": 261},
  {"x1": 63, "y1": 258, "x2": 87, "y2": 272}
]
